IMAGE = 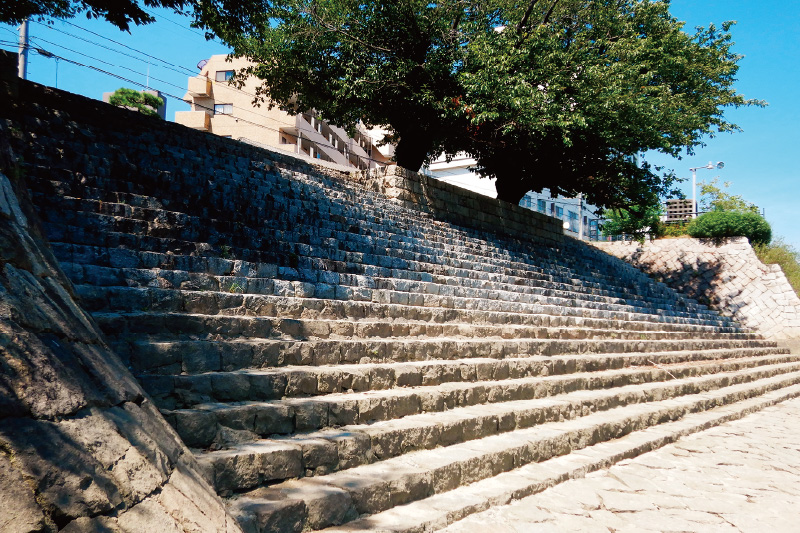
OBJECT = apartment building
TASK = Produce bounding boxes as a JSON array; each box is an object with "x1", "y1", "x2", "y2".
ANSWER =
[
  {"x1": 175, "y1": 55, "x2": 388, "y2": 170},
  {"x1": 664, "y1": 198, "x2": 697, "y2": 222}
]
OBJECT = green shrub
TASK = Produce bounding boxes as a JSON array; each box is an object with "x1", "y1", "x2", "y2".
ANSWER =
[
  {"x1": 661, "y1": 222, "x2": 690, "y2": 238},
  {"x1": 754, "y1": 239, "x2": 800, "y2": 297},
  {"x1": 687, "y1": 210, "x2": 771, "y2": 245}
]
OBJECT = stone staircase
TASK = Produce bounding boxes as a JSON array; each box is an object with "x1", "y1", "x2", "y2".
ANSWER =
[{"x1": 13, "y1": 87, "x2": 800, "y2": 533}]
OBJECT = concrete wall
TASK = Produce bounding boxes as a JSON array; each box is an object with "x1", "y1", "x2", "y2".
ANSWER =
[{"x1": 595, "y1": 237, "x2": 800, "y2": 339}]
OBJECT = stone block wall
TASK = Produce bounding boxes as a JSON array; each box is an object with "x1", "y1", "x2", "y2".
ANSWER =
[
  {"x1": 595, "y1": 237, "x2": 800, "y2": 339},
  {"x1": 0, "y1": 119, "x2": 241, "y2": 531},
  {"x1": 355, "y1": 165, "x2": 565, "y2": 246}
]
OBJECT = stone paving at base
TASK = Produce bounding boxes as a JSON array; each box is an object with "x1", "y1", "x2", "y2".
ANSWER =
[{"x1": 442, "y1": 397, "x2": 800, "y2": 533}]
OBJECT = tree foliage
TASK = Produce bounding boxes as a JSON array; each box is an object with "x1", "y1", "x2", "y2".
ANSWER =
[
  {"x1": 601, "y1": 203, "x2": 664, "y2": 242},
  {"x1": 457, "y1": 0, "x2": 762, "y2": 206},
  {"x1": 195, "y1": 0, "x2": 761, "y2": 209},
  {"x1": 2, "y1": 0, "x2": 189, "y2": 32},
  {"x1": 194, "y1": 0, "x2": 490, "y2": 168},
  {"x1": 108, "y1": 88, "x2": 163, "y2": 117},
  {"x1": 698, "y1": 177, "x2": 759, "y2": 213}
]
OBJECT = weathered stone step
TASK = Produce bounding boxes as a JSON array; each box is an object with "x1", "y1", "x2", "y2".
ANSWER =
[
  {"x1": 143, "y1": 349, "x2": 794, "y2": 410},
  {"x1": 113, "y1": 335, "x2": 777, "y2": 375},
  {"x1": 38, "y1": 197, "x2": 698, "y2": 312},
  {"x1": 318, "y1": 384, "x2": 800, "y2": 533},
  {"x1": 65, "y1": 260, "x2": 719, "y2": 325},
  {"x1": 67, "y1": 259, "x2": 700, "y2": 320},
  {"x1": 72, "y1": 271, "x2": 732, "y2": 331},
  {"x1": 177, "y1": 359, "x2": 800, "y2": 456},
  {"x1": 91, "y1": 312, "x2": 758, "y2": 352},
  {"x1": 48, "y1": 224, "x2": 704, "y2": 319},
  {"x1": 76, "y1": 286, "x2": 744, "y2": 335},
  {"x1": 224, "y1": 372, "x2": 800, "y2": 531},
  {"x1": 31, "y1": 178, "x2": 664, "y2": 303},
  {"x1": 34, "y1": 184, "x2": 598, "y2": 290}
]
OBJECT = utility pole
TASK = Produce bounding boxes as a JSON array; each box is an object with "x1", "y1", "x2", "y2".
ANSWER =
[
  {"x1": 578, "y1": 194, "x2": 584, "y2": 240},
  {"x1": 18, "y1": 19, "x2": 30, "y2": 80}
]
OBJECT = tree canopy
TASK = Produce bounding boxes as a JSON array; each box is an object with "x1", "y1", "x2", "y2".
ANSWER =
[
  {"x1": 196, "y1": 0, "x2": 761, "y2": 209},
  {"x1": 2, "y1": 0, "x2": 189, "y2": 31},
  {"x1": 458, "y1": 1, "x2": 762, "y2": 207},
  {"x1": 698, "y1": 177, "x2": 759, "y2": 213},
  {"x1": 108, "y1": 87, "x2": 163, "y2": 117}
]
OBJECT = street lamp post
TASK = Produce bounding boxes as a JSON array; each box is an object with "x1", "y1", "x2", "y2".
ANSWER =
[{"x1": 690, "y1": 161, "x2": 725, "y2": 217}]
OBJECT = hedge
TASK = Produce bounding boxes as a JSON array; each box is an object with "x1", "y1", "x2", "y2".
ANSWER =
[{"x1": 687, "y1": 210, "x2": 771, "y2": 245}]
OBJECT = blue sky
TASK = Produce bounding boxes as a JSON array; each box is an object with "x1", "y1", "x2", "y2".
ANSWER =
[{"x1": 1, "y1": 1, "x2": 798, "y2": 248}]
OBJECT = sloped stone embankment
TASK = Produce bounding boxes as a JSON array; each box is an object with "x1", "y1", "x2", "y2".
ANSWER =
[
  {"x1": 596, "y1": 238, "x2": 800, "y2": 339},
  {"x1": 3, "y1": 76, "x2": 800, "y2": 533},
  {"x1": 0, "y1": 96, "x2": 242, "y2": 532}
]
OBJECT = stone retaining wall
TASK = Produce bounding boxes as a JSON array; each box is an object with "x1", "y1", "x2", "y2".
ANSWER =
[
  {"x1": 595, "y1": 237, "x2": 800, "y2": 339},
  {"x1": 355, "y1": 165, "x2": 565, "y2": 246}
]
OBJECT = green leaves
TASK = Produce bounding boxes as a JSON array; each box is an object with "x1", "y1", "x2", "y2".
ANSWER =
[
  {"x1": 194, "y1": 0, "x2": 760, "y2": 209},
  {"x1": 108, "y1": 88, "x2": 163, "y2": 118}
]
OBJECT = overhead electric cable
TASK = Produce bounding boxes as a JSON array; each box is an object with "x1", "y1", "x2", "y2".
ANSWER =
[
  {"x1": 60, "y1": 19, "x2": 199, "y2": 75},
  {"x1": 33, "y1": 22, "x2": 196, "y2": 77}
]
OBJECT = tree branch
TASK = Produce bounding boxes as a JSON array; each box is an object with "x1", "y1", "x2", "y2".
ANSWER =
[
  {"x1": 516, "y1": 0, "x2": 541, "y2": 34},
  {"x1": 542, "y1": 0, "x2": 561, "y2": 25}
]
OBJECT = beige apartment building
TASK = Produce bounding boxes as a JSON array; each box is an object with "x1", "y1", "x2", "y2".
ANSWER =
[{"x1": 175, "y1": 55, "x2": 388, "y2": 170}]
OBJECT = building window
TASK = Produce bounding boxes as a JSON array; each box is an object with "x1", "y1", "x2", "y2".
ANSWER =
[
  {"x1": 537, "y1": 199, "x2": 546, "y2": 213},
  {"x1": 214, "y1": 103, "x2": 233, "y2": 115},
  {"x1": 589, "y1": 219, "x2": 599, "y2": 239},
  {"x1": 215, "y1": 70, "x2": 234, "y2": 82},
  {"x1": 568, "y1": 210, "x2": 578, "y2": 231},
  {"x1": 556, "y1": 206, "x2": 564, "y2": 218}
]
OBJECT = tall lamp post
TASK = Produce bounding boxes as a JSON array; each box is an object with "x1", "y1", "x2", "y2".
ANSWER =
[{"x1": 690, "y1": 161, "x2": 724, "y2": 217}]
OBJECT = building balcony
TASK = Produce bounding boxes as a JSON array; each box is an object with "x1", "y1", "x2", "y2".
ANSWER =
[
  {"x1": 175, "y1": 111, "x2": 211, "y2": 131},
  {"x1": 187, "y1": 76, "x2": 212, "y2": 97}
]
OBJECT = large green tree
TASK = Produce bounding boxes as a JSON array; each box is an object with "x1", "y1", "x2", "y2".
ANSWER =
[
  {"x1": 195, "y1": 0, "x2": 492, "y2": 168},
  {"x1": 195, "y1": 0, "x2": 759, "y2": 209},
  {"x1": 458, "y1": 0, "x2": 762, "y2": 206},
  {"x1": 3, "y1": 0, "x2": 189, "y2": 31}
]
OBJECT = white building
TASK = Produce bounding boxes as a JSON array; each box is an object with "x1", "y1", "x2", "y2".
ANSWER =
[{"x1": 423, "y1": 153, "x2": 604, "y2": 240}]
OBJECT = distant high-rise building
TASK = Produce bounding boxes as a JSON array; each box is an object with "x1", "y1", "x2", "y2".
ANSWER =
[{"x1": 665, "y1": 198, "x2": 697, "y2": 222}]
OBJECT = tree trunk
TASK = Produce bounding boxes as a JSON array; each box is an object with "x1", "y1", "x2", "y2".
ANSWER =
[
  {"x1": 393, "y1": 132, "x2": 433, "y2": 173},
  {"x1": 494, "y1": 175, "x2": 531, "y2": 205}
]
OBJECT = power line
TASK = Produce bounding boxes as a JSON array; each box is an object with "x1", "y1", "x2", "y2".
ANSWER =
[
  {"x1": 33, "y1": 22, "x2": 196, "y2": 78},
  {"x1": 60, "y1": 19, "x2": 199, "y2": 76},
  {"x1": 31, "y1": 19, "x2": 271, "y2": 108},
  {"x1": 26, "y1": 35, "x2": 188, "y2": 93},
  {"x1": 140, "y1": 7, "x2": 214, "y2": 41}
]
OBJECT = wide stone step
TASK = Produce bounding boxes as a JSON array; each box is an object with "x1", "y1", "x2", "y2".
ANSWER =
[
  {"x1": 143, "y1": 349, "x2": 794, "y2": 410},
  {"x1": 76, "y1": 286, "x2": 745, "y2": 336},
  {"x1": 39, "y1": 198, "x2": 703, "y2": 312},
  {"x1": 66, "y1": 262, "x2": 723, "y2": 326},
  {"x1": 67, "y1": 259, "x2": 699, "y2": 319},
  {"x1": 75, "y1": 278, "x2": 733, "y2": 332},
  {"x1": 51, "y1": 229, "x2": 709, "y2": 315},
  {"x1": 34, "y1": 186, "x2": 624, "y2": 292},
  {"x1": 224, "y1": 372, "x2": 800, "y2": 531},
  {"x1": 113, "y1": 335, "x2": 778, "y2": 375},
  {"x1": 319, "y1": 384, "x2": 800, "y2": 533},
  {"x1": 31, "y1": 180, "x2": 673, "y2": 304},
  {"x1": 91, "y1": 312, "x2": 758, "y2": 352},
  {"x1": 178, "y1": 359, "x2": 800, "y2": 457}
]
